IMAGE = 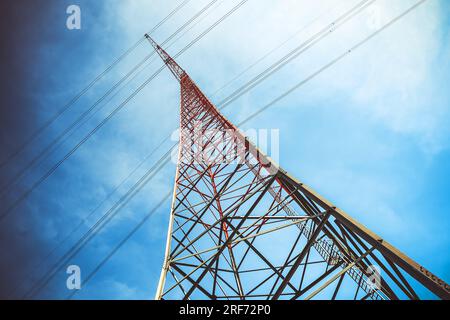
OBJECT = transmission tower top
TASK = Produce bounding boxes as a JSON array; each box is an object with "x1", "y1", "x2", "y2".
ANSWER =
[{"x1": 145, "y1": 34, "x2": 186, "y2": 82}]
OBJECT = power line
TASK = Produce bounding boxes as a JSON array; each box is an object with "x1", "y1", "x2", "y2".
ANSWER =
[
  {"x1": 210, "y1": 0, "x2": 345, "y2": 98},
  {"x1": 44, "y1": 0, "x2": 230, "y2": 210},
  {"x1": 0, "y1": 0, "x2": 216, "y2": 198},
  {"x1": 163, "y1": 0, "x2": 220, "y2": 46},
  {"x1": 67, "y1": 190, "x2": 172, "y2": 300},
  {"x1": 81, "y1": 0, "x2": 226, "y2": 124},
  {"x1": 174, "y1": 0, "x2": 249, "y2": 59},
  {"x1": 8, "y1": 134, "x2": 170, "y2": 298},
  {"x1": 0, "y1": 66, "x2": 165, "y2": 222},
  {"x1": 2, "y1": 0, "x2": 222, "y2": 203},
  {"x1": 23, "y1": 0, "x2": 226, "y2": 193},
  {"x1": 237, "y1": 0, "x2": 429, "y2": 126},
  {"x1": 0, "y1": 38, "x2": 144, "y2": 171},
  {"x1": 148, "y1": 0, "x2": 193, "y2": 34},
  {"x1": 0, "y1": 0, "x2": 192, "y2": 171},
  {"x1": 24, "y1": 145, "x2": 176, "y2": 299},
  {"x1": 0, "y1": 0, "x2": 248, "y2": 222},
  {"x1": 0, "y1": 52, "x2": 155, "y2": 198},
  {"x1": 216, "y1": 0, "x2": 375, "y2": 110}
]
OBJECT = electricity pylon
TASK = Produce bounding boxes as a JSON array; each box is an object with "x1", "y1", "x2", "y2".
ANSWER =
[{"x1": 145, "y1": 34, "x2": 450, "y2": 300}]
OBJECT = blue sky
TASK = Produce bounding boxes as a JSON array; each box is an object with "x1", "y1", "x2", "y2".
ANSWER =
[{"x1": 0, "y1": 0, "x2": 449, "y2": 299}]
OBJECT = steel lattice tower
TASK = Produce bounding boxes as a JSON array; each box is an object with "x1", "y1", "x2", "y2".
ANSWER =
[{"x1": 145, "y1": 35, "x2": 450, "y2": 300}]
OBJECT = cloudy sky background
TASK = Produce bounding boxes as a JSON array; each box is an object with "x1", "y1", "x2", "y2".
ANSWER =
[{"x1": 0, "y1": 0, "x2": 449, "y2": 299}]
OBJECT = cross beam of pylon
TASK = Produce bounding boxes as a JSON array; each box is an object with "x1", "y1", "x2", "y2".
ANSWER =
[{"x1": 145, "y1": 34, "x2": 450, "y2": 300}]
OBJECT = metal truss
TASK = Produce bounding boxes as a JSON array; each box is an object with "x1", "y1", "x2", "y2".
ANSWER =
[{"x1": 145, "y1": 35, "x2": 450, "y2": 300}]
